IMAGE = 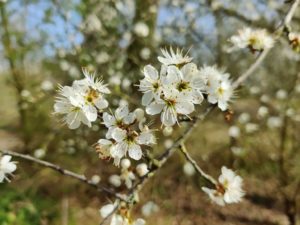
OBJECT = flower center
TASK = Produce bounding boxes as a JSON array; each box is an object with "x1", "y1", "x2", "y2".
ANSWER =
[
  {"x1": 217, "y1": 87, "x2": 224, "y2": 96},
  {"x1": 177, "y1": 81, "x2": 190, "y2": 91},
  {"x1": 152, "y1": 82, "x2": 160, "y2": 91},
  {"x1": 85, "y1": 89, "x2": 99, "y2": 103},
  {"x1": 165, "y1": 98, "x2": 176, "y2": 107}
]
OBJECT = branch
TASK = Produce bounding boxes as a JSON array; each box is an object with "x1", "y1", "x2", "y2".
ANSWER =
[
  {"x1": 283, "y1": 0, "x2": 300, "y2": 27},
  {"x1": 0, "y1": 149, "x2": 126, "y2": 201}
]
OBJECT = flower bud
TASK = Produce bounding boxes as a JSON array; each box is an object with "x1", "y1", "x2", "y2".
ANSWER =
[
  {"x1": 109, "y1": 175, "x2": 121, "y2": 187},
  {"x1": 91, "y1": 175, "x2": 101, "y2": 184},
  {"x1": 163, "y1": 126, "x2": 173, "y2": 136},
  {"x1": 183, "y1": 162, "x2": 195, "y2": 176},
  {"x1": 136, "y1": 163, "x2": 149, "y2": 177},
  {"x1": 121, "y1": 158, "x2": 131, "y2": 169},
  {"x1": 134, "y1": 108, "x2": 145, "y2": 121}
]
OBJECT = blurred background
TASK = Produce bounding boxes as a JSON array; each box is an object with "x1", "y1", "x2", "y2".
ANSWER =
[{"x1": 0, "y1": 0, "x2": 300, "y2": 224}]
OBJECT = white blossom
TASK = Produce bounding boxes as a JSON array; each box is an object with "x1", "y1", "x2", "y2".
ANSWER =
[
  {"x1": 257, "y1": 106, "x2": 269, "y2": 118},
  {"x1": 158, "y1": 47, "x2": 192, "y2": 66},
  {"x1": 164, "y1": 65, "x2": 204, "y2": 104},
  {"x1": 202, "y1": 166, "x2": 244, "y2": 206},
  {"x1": 54, "y1": 86, "x2": 90, "y2": 129},
  {"x1": 228, "y1": 126, "x2": 240, "y2": 138},
  {"x1": 99, "y1": 106, "x2": 155, "y2": 166},
  {"x1": 238, "y1": 112, "x2": 251, "y2": 124},
  {"x1": 133, "y1": 22, "x2": 149, "y2": 37},
  {"x1": 199, "y1": 66, "x2": 233, "y2": 111},
  {"x1": 146, "y1": 88, "x2": 195, "y2": 126},
  {"x1": 229, "y1": 28, "x2": 274, "y2": 52},
  {"x1": 54, "y1": 68, "x2": 110, "y2": 129},
  {"x1": 267, "y1": 116, "x2": 283, "y2": 128},
  {"x1": 41, "y1": 80, "x2": 54, "y2": 91},
  {"x1": 138, "y1": 65, "x2": 164, "y2": 106},
  {"x1": 0, "y1": 155, "x2": 17, "y2": 183},
  {"x1": 276, "y1": 89, "x2": 288, "y2": 100},
  {"x1": 245, "y1": 123, "x2": 259, "y2": 133},
  {"x1": 141, "y1": 201, "x2": 159, "y2": 217}
]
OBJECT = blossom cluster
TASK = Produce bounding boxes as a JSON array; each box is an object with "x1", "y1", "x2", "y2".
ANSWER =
[
  {"x1": 108, "y1": 159, "x2": 149, "y2": 188},
  {"x1": 229, "y1": 27, "x2": 274, "y2": 52},
  {"x1": 54, "y1": 68, "x2": 110, "y2": 129},
  {"x1": 96, "y1": 105, "x2": 156, "y2": 166},
  {"x1": 139, "y1": 48, "x2": 234, "y2": 126}
]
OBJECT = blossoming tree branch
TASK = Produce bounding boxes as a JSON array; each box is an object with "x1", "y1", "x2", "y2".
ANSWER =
[{"x1": 1, "y1": 0, "x2": 300, "y2": 224}]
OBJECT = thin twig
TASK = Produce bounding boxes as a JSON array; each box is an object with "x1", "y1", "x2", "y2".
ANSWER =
[
  {"x1": 0, "y1": 149, "x2": 126, "y2": 201},
  {"x1": 179, "y1": 142, "x2": 217, "y2": 185}
]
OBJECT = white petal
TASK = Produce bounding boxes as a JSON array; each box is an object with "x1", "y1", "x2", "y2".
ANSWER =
[
  {"x1": 137, "y1": 131, "x2": 156, "y2": 145},
  {"x1": 161, "y1": 107, "x2": 177, "y2": 126},
  {"x1": 146, "y1": 102, "x2": 164, "y2": 115},
  {"x1": 94, "y1": 98, "x2": 108, "y2": 110},
  {"x1": 167, "y1": 66, "x2": 182, "y2": 83},
  {"x1": 83, "y1": 105, "x2": 97, "y2": 122},
  {"x1": 123, "y1": 113, "x2": 136, "y2": 125},
  {"x1": 103, "y1": 113, "x2": 116, "y2": 127},
  {"x1": 100, "y1": 204, "x2": 114, "y2": 218},
  {"x1": 218, "y1": 100, "x2": 228, "y2": 111},
  {"x1": 110, "y1": 142, "x2": 126, "y2": 158},
  {"x1": 128, "y1": 144, "x2": 142, "y2": 160},
  {"x1": 1, "y1": 155, "x2": 12, "y2": 164},
  {"x1": 175, "y1": 101, "x2": 194, "y2": 115},
  {"x1": 66, "y1": 112, "x2": 81, "y2": 129},
  {"x1": 3, "y1": 163, "x2": 17, "y2": 173},
  {"x1": 111, "y1": 128, "x2": 127, "y2": 142},
  {"x1": 97, "y1": 139, "x2": 112, "y2": 146},
  {"x1": 144, "y1": 65, "x2": 158, "y2": 80},
  {"x1": 0, "y1": 172, "x2": 5, "y2": 183},
  {"x1": 142, "y1": 92, "x2": 154, "y2": 106},
  {"x1": 115, "y1": 105, "x2": 129, "y2": 119},
  {"x1": 111, "y1": 214, "x2": 124, "y2": 225}
]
